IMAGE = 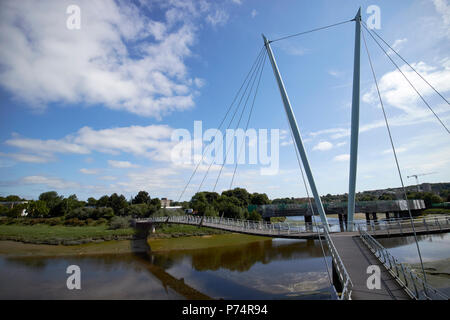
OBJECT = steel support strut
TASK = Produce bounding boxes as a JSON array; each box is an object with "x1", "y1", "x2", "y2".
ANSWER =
[
  {"x1": 347, "y1": 8, "x2": 362, "y2": 231},
  {"x1": 262, "y1": 35, "x2": 329, "y2": 231}
]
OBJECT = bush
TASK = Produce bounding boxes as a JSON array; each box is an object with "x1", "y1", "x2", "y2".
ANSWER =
[
  {"x1": 66, "y1": 207, "x2": 115, "y2": 220},
  {"x1": 247, "y1": 210, "x2": 262, "y2": 221},
  {"x1": 46, "y1": 217, "x2": 63, "y2": 225},
  {"x1": 204, "y1": 205, "x2": 218, "y2": 217},
  {"x1": 64, "y1": 218, "x2": 86, "y2": 226},
  {"x1": 109, "y1": 216, "x2": 132, "y2": 230},
  {"x1": 94, "y1": 218, "x2": 108, "y2": 226}
]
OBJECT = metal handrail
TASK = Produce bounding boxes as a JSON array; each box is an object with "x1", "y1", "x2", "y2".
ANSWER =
[
  {"x1": 135, "y1": 214, "x2": 450, "y2": 238},
  {"x1": 357, "y1": 226, "x2": 448, "y2": 300},
  {"x1": 135, "y1": 214, "x2": 450, "y2": 237},
  {"x1": 348, "y1": 214, "x2": 450, "y2": 233},
  {"x1": 317, "y1": 224, "x2": 353, "y2": 300}
]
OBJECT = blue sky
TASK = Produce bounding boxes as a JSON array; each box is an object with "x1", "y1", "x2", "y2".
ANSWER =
[{"x1": 0, "y1": 0, "x2": 449, "y2": 201}]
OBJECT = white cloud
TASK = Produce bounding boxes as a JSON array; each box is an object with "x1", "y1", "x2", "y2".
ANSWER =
[
  {"x1": 333, "y1": 154, "x2": 350, "y2": 162},
  {"x1": 314, "y1": 60, "x2": 450, "y2": 141},
  {"x1": 313, "y1": 141, "x2": 333, "y2": 151},
  {"x1": 206, "y1": 9, "x2": 229, "y2": 26},
  {"x1": 99, "y1": 176, "x2": 118, "y2": 181},
  {"x1": 232, "y1": 0, "x2": 242, "y2": 4},
  {"x1": 0, "y1": 0, "x2": 229, "y2": 118},
  {"x1": 433, "y1": 0, "x2": 450, "y2": 28},
  {"x1": 388, "y1": 38, "x2": 408, "y2": 55},
  {"x1": 4, "y1": 124, "x2": 176, "y2": 163},
  {"x1": 0, "y1": 152, "x2": 53, "y2": 163},
  {"x1": 381, "y1": 147, "x2": 407, "y2": 155},
  {"x1": 79, "y1": 168, "x2": 99, "y2": 175},
  {"x1": 108, "y1": 160, "x2": 139, "y2": 168},
  {"x1": 20, "y1": 175, "x2": 80, "y2": 189}
]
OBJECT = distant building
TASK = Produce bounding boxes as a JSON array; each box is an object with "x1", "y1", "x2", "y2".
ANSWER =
[
  {"x1": 160, "y1": 198, "x2": 171, "y2": 208},
  {"x1": 164, "y1": 206, "x2": 183, "y2": 211},
  {"x1": 0, "y1": 201, "x2": 28, "y2": 209}
]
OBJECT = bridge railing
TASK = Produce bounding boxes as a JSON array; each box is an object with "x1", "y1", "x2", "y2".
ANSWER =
[
  {"x1": 316, "y1": 224, "x2": 353, "y2": 300},
  {"x1": 358, "y1": 226, "x2": 448, "y2": 300},
  {"x1": 138, "y1": 215, "x2": 320, "y2": 236},
  {"x1": 349, "y1": 214, "x2": 450, "y2": 235}
]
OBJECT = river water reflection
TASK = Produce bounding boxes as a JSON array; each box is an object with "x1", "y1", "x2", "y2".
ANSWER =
[
  {"x1": 0, "y1": 237, "x2": 334, "y2": 299},
  {"x1": 1, "y1": 231, "x2": 448, "y2": 299}
]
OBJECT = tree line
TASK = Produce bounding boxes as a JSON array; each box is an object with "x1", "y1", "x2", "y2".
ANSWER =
[{"x1": 1, "y1": 186, "x2": 447, "y2": 221}]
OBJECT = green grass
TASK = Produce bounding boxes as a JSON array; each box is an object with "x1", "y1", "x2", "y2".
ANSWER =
[
  {"x1": 0, "y1": 224, "x2": 135, "y2": 244},
  {"x1": 149, "y1": 233, "x2": 268, "y2": 252},
  {"x1": 422, "y1": 208, "x2": 450, "y2": 215},
  {"x1": 153, "y1": 223, "x2": 227, "y2": 236}
]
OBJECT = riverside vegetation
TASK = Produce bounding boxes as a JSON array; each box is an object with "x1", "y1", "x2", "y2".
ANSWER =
[{"x1": 0, "y1": 187, "x2": 448, "y2": 246}]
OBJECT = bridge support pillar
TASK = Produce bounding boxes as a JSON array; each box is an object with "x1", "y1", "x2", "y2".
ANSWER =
[
  {"x1": 385, "y1": 212, "x2": 390, "y2": 221},
  {"x1": 338, "y1": 214, "x2": 346, "y2": 232},
  {"x1": 365, "y1": 213, "x2": 371, "y2": 225},
  {"x1": 372, "y1": 213, "x2": 378, "y2": 224},
  {"x1": 304, "y1": 215, "x2": 313, "y2": 232}
]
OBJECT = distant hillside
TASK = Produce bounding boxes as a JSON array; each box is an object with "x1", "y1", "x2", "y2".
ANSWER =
[{"x1": 272, "y1": 182, "x2": 450, "y2": 204}]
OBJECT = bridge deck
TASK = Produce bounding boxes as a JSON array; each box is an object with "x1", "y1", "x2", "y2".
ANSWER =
[{"x1": 331, "y1": 234, "x2": 410, "y2": 300}]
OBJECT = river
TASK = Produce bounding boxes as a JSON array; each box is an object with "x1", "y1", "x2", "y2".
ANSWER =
[{"x1": 0, "y1": 231, "x2": 448, "y2": 299}]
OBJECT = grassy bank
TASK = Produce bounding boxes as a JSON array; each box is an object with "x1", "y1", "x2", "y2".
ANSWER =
[
  {"x1": 0, "y1": 232, "x2": 269, "y2": 258},
  {"x1": 0, "y1": 224, "x2": 135, "y2": 245},
  {"x1": 149, "y1": 233, "x2": 268, "y2": 252},
  {"x1": 150, "y1": 223, "x2": 227, "y2": 238},
  {"x1": 0, "y1": 222, "x2": 229, "y2": 245}
]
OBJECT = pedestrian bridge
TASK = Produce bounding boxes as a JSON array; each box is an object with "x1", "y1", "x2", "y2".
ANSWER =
[{"x1": 134, "y1": 214, "x2": 450, "y2": 300}]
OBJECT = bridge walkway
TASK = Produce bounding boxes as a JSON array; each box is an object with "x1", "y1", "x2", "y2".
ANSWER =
[{"x1": 330, "y1": 234, "x2": 410, "y2": 300}]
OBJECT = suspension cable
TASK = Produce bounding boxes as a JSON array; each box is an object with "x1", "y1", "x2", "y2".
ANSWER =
[
  {"x1": 269, "y1": 19, "x2": 354, "y2": 43},
  {"x1": 362, "y1": 28, "x2": 428, "y2": 286},
  {"x1": 197, "y1": 48, "x2": 265, "y2": 193},
  {"x1": 361, "y1": 23, "x2": 450, "y2": 135},
  {"x1": 229, "y1": 53, "x2": 267, "y2": 189},
  {"x1": 177, "y1": 46, "x2": 265, "y2": 201},
  {"x1": 364, "y1": 24, "x2": 449, "y2": 106},
  {"x1": 211, "y1": 50, "x2": 266, "y2": 192}
]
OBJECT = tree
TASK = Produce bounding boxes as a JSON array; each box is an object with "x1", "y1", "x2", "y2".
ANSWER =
[
  {"x1": 248, "y1": 210, "x2": 262, "y2": 221},
  {"x1": 27, "y1": 200, "x2": 50, "y2": 218},
  {"x1": 87, "y1": 197, "x2": 97, "y2": 207},
  {"x1": 378, "y1": 193, "x2": 396, "y2": 201},
  {"x1": 5, "y1": 195, "x2": 23, "y2": 202},
  {"x1": 250, "y1": 193, "x2": 270, "y2": 205},
  {"x1": 190, "y1": 192, "x2": 208, "y2": 214},
  {"x1": 204, "y1": 205, "x2": 218, "y2": 217},
  {"x1": 132, "y1": 191, "x2": 151, "y2": 205},
  {"x1": 39, "y1": 191, "x2": 64, "y2": 216},
  {"x1": 97, "y1": 195, "x2": 109, "y2": 207},
  {"x1": 107, "y1": 193, "x2": 129, "y2": 215},
  {"x1": 125, "y1": 203, "x2": 154, "y2": 218},
  {"x1": 222, "y1": 188, "x2": 250, "y2": 207},
  {"x1": 150, "y1": 198, "x2": 161, "y2": 208}
]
